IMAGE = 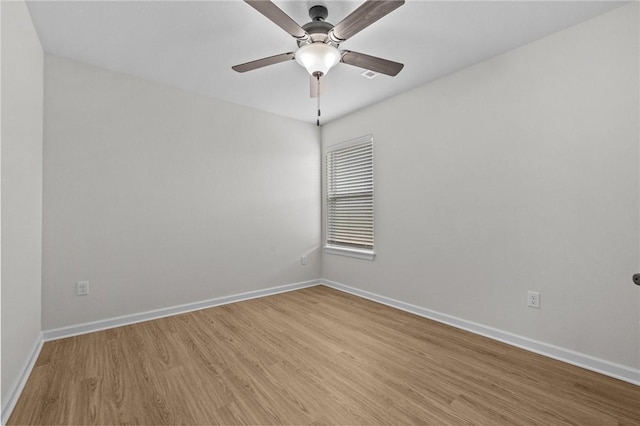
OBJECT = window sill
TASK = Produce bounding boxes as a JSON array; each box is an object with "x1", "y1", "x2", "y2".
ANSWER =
[{"x1": 324, "y1": 245, "x2": 376, "y2": 261}]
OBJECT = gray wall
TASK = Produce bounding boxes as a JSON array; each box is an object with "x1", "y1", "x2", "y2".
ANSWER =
[
  {"x1": 322, "y1": 4, "x2": 639, "y2": 369},
  {"x1": 42, "y1": 56, "x2": 321, "y2": 329},
  {"x1": 1, "y1": 0, "x2": 44, "y2": 410}
]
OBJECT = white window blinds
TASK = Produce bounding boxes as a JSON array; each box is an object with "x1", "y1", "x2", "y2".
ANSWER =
[{"x1": 326, "y1": 136, "x2": 374, "y2": 251}]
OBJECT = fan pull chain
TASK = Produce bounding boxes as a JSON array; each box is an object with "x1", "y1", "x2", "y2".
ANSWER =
[{"x1": 316, "y1": 74, "x2": 321, "y2": 127}]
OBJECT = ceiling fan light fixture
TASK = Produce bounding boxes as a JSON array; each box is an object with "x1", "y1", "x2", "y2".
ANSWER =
[{"x1": 295, "y1": 43, "x2": 341, "y2": 77}]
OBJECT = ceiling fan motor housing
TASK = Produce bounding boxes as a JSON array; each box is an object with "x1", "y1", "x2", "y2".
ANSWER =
[
  {"x1": 299, "y1": 21, "x2": 334, "y2": 45},
  {"x1": 298, "y1": 6, "x2": 335, "y2": 47}
]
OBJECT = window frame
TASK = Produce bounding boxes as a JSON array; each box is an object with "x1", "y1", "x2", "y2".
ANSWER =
[{"x1": 324, "y1": 134, "x2": 376, "y2": 261}]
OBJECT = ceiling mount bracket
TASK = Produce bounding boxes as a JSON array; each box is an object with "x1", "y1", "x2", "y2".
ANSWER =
[{"x1": 309, "y1": 5, "x2": 328, "y2": 22}]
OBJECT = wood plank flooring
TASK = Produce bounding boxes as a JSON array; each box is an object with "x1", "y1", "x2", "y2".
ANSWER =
[{"x1": 8, "y1": 285, "x2": 640, "y2": 425}]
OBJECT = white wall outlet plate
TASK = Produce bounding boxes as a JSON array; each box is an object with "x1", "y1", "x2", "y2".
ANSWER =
[
  {"x1": 77, "y1": 281, "x2": 89, "y2": 296},
  {"x1": 527, "y1": 291, "x2": 540, "y2": 308}
]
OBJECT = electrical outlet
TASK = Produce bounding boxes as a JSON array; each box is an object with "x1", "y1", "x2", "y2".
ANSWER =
[
  {"x1": 301, "y1": 255, "x2": 307, "y2": 265},
  {"x1": 527, "y1": 291, "x2": 540, "y2": 308},
  {"x1": 77, "y1": 281, "x2": 89, "y2": 296}
]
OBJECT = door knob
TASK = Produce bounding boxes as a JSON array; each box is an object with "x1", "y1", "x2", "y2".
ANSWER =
[{"x1": 634, "y1": 274, "x2": 640, "y2": 286}]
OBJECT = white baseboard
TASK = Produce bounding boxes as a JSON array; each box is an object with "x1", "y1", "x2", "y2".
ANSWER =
[
  {"x1": 43, "y1": 279, "x2": 321, "y2": 341},
  {"x1": 1, "y1": 334, "x2": 44, "y2": 425},
  {"x1": 321, "y1": 279, "x2": 640, "y2": 386}
]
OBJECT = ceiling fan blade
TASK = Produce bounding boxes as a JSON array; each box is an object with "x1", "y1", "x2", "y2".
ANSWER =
[
  {"x1": 232, "y1": 52, "x2": 295, "y2": 73},
  {"x1": 245, "y1": 0, "x2": 309, "y2": 41},
  {"x1": 310, "y1": 75, "x2": 326, "y2": 98},
  {"x1": 329, "y1": 0, "x2": 404, "y2": 43},
  {"x1": 341, "y1": 50, "x2": 404, "y2": 76}
]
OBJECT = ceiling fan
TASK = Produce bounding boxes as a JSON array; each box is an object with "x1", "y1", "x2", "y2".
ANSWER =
[{"x1": 232, "y1": 0, "x2": 405, "y2": 122}]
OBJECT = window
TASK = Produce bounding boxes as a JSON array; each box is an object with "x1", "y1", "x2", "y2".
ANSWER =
[{"x1": 325, "y1": 135, "x2": 375, "y2": 260}]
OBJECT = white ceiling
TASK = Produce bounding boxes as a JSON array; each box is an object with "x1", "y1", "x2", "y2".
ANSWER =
[{"x1": 27, "y1": 1, "x2": 625, "y2": 124}]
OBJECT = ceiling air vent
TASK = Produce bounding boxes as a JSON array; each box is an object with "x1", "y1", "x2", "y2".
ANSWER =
[{"x1": 361, "y1": 70, "x2": 378, "y2": 79}]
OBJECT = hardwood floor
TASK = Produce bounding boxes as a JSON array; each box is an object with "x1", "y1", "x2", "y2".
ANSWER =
[{"x1": 9, "y1": 285, "x2": 640, "y2": 425}]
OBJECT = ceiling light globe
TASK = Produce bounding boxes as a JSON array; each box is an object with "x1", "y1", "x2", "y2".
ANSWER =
[{"x1": 295, "y1": 43, "x2": 341, "y2": 77}]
